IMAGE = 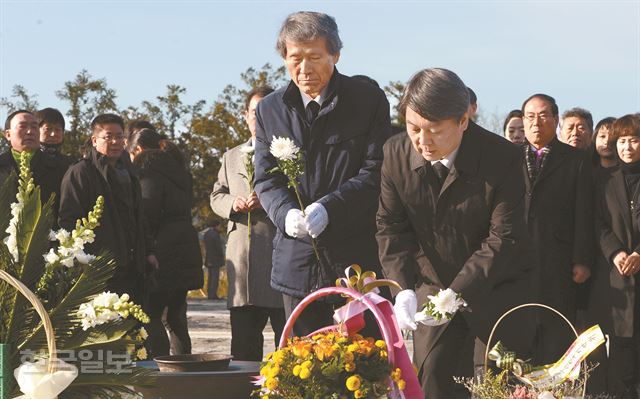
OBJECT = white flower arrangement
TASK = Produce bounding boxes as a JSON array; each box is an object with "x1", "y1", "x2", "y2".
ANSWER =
[
  {"x1": 43, "y1": 196, "x2": 103, "y2": 268},
  {"x1": 77, "y1": 292, "x2": 149, "y2": 331},
  {"x1": 416, "y1": 288, "x2": 467, "y2": 325},
  {"x1": 4, "y1": 152, "x2": 35, "y2": 262}
]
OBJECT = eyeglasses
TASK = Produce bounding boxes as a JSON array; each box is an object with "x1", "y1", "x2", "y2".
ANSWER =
[{"x1": 97, "y1": 135, "x2": 125, "y2": 142}]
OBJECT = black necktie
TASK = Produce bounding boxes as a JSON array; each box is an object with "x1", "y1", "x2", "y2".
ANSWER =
[
  {"x1": 306, "y1": 101, "x2": 320, "y2": 124},
  {"x1": 432, "y1": 161, "x2": 448, "y2": 189}
]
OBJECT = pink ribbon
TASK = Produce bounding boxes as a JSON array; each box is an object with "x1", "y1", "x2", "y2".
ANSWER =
[{"x1": 334, "y1": 292, "x2": 424, "y2": 399}]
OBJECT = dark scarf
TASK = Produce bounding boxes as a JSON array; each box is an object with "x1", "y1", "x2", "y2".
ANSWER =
[{"x1": 524, "y1": 140, "x2": 552, "y2": 183}]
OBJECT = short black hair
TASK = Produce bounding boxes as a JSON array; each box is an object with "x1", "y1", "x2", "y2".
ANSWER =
[
  {"x1": 90, "y1": 113, "x2": 125, "y2": 135},
  {"x1": 4, "y1": 109, "x2": 32, "y2": 130},
  {"x1": 244, "y1": 86, "x2": 274, "y2": 110},
  {"x1": 467, "y1": 87, "x2": 477, "y2": 105},
  {"x1": 521, "y1": 94, "x2": 559, "y2": 117},
  {"x1": 398, "y1": 68, "x2": 470, "y2": 122},
  {"x1": 126, "y1": 119, "x2": 156, "y2": 138},
  {"x1": 35, "y1": 108, "x2": 65, "y2": 130}
]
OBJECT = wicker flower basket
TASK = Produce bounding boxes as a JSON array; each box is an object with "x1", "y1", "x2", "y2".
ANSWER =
[
  {"x1": 0, "y1": 269, "x2": 58, "y2": 375},
  {"x1": 483, "y1": 303, "x2": 585, "y2": 399}
]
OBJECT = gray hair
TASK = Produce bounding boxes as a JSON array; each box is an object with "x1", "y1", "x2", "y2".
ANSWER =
[
  {"x1": 276, "y1": 11, "x2": 343, "y2": 57},
  {"x1": 561, "y1": 107, "x2": 594, "y2": 132},
  {"x1": 398, "y1": 68, "x2": 470, "y2": 121}
]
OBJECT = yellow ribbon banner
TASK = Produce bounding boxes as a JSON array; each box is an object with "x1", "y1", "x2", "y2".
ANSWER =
[{"x1": 518, "y1": 325, "x2": 605, "y2": 390}]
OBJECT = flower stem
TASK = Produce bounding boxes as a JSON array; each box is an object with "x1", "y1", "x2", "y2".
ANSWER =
[{"x1": 291, "y1": 182, "x2": 322, "y2": 263}]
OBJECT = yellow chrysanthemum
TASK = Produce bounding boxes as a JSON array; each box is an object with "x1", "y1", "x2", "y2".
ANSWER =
[
  {"x1": 347, "y1": 343, "x2": 359, "y2": 353},
  {"x1": 268, "y1": 365, "x2": 280, "y2": 378},
  {"x1": 273, "y1": 350, "x2": 285, "y2": 364},
  {"x1": 299, "y1": 367, "x2": 311, "y2": 379},
  {"x1": 345, "y1": 362, "x2": 355, "y2": 372},
  {"x1": 301, "y1": 360, "x2": 313, "y2": 369},
  {"x1": 346, "y1": 375, "x2": 361, "y2": 391},
  {"x1": 354, "y1": 389, "x2": 364, "y2": 398},
  {"x1": 374, "y1": 340, "x2": 386, "y2": 349},
  {"x1": 391, "y1": 368, "x2": 402, "y2": 382},
  {"x1": 379, "y1": 350, "x2": 388, "y2": 359},
  {"x1": 397, "y1": 379, "x2": 406, "y2": 390},
  {"x1": 265, "y1": 377, "x2": 278, "y2": 390},
  {"x1": 293, "y1": 364, "x2": 301, "y2": 376},
  {"x1": 260, "y1": 365, "x2": 270, "y2": 377}
]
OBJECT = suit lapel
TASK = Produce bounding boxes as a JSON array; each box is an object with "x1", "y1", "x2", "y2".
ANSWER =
[{"x1": 534, "y1": 140, "x2": 566, "y2": 186}]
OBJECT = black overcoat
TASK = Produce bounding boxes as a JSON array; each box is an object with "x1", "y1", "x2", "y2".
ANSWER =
[
  {"x1": 58, "y1": 148, "x2": 149, "y2": 288},
  {"x1": 522, "y1": 138, "x2": 594, "y2": 321},
  {"x1": 134, "y1": 149, "x2": 203, "y2": 293},
  {"x1": 376, "y1": 123, "x2": 536, "y2": 369},
  {"x1": 254, "y1": 70, "x2": 392, "y2": 297},
  {"x1": 590, "y1": 168, "x2": 638, "y2": 337}
]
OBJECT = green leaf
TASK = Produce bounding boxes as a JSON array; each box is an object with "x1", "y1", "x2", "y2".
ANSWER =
[
  {"x1": 20, "y1": 254, "x2": 117, "y2": 351},
  {"x1": 63, "y1": 319, "x2": 138, "y2": 350}
]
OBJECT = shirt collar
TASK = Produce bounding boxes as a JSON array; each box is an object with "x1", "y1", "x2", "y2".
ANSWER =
[
  {"x1": 430, "y1": 147, "x2": 459, "y2": 169},
  {"x1": 300, "y1": 84, "x2": 331, "y2": 109}
]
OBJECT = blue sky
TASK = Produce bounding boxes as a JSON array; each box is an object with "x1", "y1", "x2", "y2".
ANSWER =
[{"x1": 1, "y1": 0, "x2": 639, "y2": 130}]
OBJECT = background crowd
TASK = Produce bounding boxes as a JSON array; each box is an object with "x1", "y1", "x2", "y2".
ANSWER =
[{"x1": 1, "y1": 10, "x2": 639, "y2": 399}]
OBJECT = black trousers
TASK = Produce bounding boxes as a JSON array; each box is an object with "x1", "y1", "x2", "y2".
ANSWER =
[
  {"x1": 230, "y1": 305, "x2": 285, "y2": 361},
  {"x1": 418, "y1": 315, "x2": 474, "y2": 399},
  {"x1": 146, "y1": 290, "x2": 191, "y2": 357}
]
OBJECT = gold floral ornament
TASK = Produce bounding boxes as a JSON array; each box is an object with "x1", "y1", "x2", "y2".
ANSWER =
[{"x1": 335, "y1": 264, "x2": 401, "y2": 298}]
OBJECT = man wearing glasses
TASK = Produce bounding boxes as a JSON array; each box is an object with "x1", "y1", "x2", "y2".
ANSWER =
[
  {"x1": 520, "y1": 94, "x2": 594, "y2": 364},
  {"x1": 59, "y1": 113, "x2": 157, "y2": 302}
]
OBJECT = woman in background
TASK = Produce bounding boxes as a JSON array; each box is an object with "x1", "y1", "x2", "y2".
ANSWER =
[
  {"x1": 503, "y1": 109, "x2": 525, "y2": 145},
  {"x1": 590, "y1": 114, "x2": 640, "y2": 398},
  {"x1": 128, "y1": 128, "x2": 203, "y2": 357}
]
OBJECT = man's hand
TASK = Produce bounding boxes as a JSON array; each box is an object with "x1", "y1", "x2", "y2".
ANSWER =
[
  {"x1": 613, "y1": 251, "x2": 629, "y2": 276},
  {"x1": 394, "y1": 290, "x2": 418, "y2": 331},
  {"x1": 247, "y1": 192, "x2": 262, "y2": 210},
  {"x1": 623, "y1": 252, "x2": 640, "y2": 275},
  {"x1": 572, "y1": 263, "x2": 591, "y2": 284},
  {"x1": 285, "y1": 209, "x2": 308, "y2": 238},
  {"x1": 147, "y1": 254, "x2": 160, "y2": 271},
  {"x1": 304, "y1": 203, "x2": 328, "y2": 238},
  {"x1": 232, "y1": 196, "x2": 250, "y2": 213}
]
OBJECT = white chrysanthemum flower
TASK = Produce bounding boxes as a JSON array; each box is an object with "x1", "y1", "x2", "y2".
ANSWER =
[
  {"x1": 5, "y1": 235, "x2": 18, "y2": 261},
  {"x1": 44, "y1": 249, "x2": 59, "y2": 265},
  {"x1": 48, "y1": 230, "x2": 57, "y2": 241},
  {"x1": 427, "y1": 288, "x2": 465, "y2": 317},
  {"x1": 269, "y1": 136, "x2": 299, "y2": 161},
  {"x1": 74, "y1": 250, "x2": 95, "y2": 265},
  {"x1": 58, "y1": 246, "x2": 75, "y2": 258},
  {"x1": 54, "y1": 229, "x2": 70, "y2": 243}
]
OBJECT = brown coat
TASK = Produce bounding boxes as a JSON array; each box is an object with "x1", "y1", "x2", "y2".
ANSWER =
[
  {"x1": 376, "y1": 123, "x2": 536, "y2": 369},
  {"x1": 210, "y1": 141, "x2": 283, "y2": 309}
]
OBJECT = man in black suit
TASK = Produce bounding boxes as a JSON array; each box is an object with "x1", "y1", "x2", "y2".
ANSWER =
[
  {"x1": 520, "y1": 94, "x2": 594, "y2": 364},
  {"x1": 377, "y1": 68, "x2": 535, "y2": 398}
]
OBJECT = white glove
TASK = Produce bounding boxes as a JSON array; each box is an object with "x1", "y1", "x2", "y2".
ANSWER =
[
  {"x1": 285, "y1": 209, "x2": 308, "y2": 238},
  {"x1": 394, "y1": 289, "x2": 418, "y2": 331},
  {"x1": 304, "y1": 202, "x2": 329, "y2": 238}
]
